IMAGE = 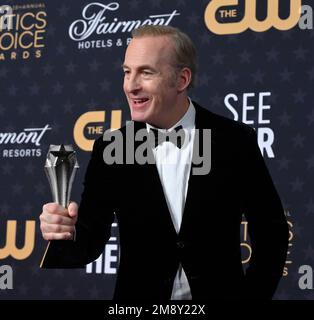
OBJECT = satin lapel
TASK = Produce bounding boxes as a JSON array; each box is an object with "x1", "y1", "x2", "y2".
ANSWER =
[
  {"x1": 133, "y1": 121, "x2": 178, "y2": 239},
  {"x1": 179, "y1": 104, "x2": 215, "y2": 236}
]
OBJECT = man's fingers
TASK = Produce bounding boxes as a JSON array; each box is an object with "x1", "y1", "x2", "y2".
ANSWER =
[
  {"x1": 43, "y1": 202, "x2": 69, "y2": 217},
  {"x1": 42, "y1": 223, "x2": 75, "y2": 234},
  {"x1": 40, "y1": 202, "x2": 78, "y2": 242},
  {"x1": 68, "y1": 202, "x2": 78, "y2": 219},
  {"x1": 42, "y1": 232, "x2": 73, "y2": 241},
  {"x1": 40, "y1": 213, "x2": 75, "y2": 226}
]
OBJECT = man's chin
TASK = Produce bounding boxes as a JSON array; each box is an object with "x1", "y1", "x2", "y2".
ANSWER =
[{"x1": 131, "y1": 111, "x2": 149, "y2": 123}]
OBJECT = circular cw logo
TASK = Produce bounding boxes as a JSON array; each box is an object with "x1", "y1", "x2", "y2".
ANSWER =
[{"x1": 204, "y1": 0, "x2": 303, "y2": 35}]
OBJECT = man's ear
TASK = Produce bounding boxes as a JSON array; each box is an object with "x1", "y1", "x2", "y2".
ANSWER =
[{"x1": 177, "y1": 67, "x2": 192, "y2": 92}]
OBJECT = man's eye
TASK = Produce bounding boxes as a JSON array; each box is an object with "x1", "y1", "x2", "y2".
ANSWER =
[
  {"x1": 142, "y1": 71, "x2": 153, "y2": 76},
  {"x1": 123, "y1": 70, "x2": 130, "y2": 75}
]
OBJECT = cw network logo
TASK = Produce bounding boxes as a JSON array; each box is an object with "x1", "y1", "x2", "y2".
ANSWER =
[
  {"x1": 205, "y1": 0, "x2": 313, "y2": 35},
  {"x1": 0, "y1": 220, "x2": 36, "y2": 260},
  {"x1": 74, "y1": 110, "x2": 122, "y2": 152}
]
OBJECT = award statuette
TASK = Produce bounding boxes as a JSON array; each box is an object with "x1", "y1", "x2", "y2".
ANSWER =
[
  {"x1": 40, "y1": 144, "x2": 79, "y2": 268},
  {"x1": 44, "y1": 144, "x2": 79, "y2": 208}
]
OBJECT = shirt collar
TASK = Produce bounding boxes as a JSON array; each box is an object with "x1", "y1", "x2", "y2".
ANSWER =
[{"x1": 146, "y1": 98, "x2": 195, "y2": 132}]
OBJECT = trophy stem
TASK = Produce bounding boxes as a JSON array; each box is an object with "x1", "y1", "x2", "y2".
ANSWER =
[{"x1": 61, "y1": 163, "x2": 67, "y2": 208}]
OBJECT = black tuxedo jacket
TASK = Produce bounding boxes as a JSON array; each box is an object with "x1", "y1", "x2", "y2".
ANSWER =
[{"x1": 41, "y1": 102, "x2": 289, "y2": 300}]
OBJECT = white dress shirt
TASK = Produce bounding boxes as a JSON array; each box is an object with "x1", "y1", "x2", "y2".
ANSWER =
[{"x1": 146, "y1": 99, "x2": 195, "y2": 300}]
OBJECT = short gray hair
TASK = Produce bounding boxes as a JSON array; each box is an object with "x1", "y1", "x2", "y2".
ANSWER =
[{"x1": 132, "y1": 25, "x2": 197, "y2": 89}]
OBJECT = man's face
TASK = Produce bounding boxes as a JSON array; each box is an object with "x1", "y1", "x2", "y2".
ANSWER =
[{"x1": 123, "y1": 35, "x2": 179, "y2": 127}]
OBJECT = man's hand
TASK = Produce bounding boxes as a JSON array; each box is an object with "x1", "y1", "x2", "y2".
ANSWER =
[{"x1": 40, "y1": 202, "x2": 78, "y2": 240}]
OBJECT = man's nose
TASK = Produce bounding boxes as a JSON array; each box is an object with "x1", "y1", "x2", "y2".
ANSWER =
[{"x1": 125, "y1": 75, "x2": 141, "y2": 93}]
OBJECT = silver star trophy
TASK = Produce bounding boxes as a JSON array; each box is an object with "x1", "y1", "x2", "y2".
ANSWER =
[{"x1": 45, "y1": 144, "x2": 79, "y2": 208}]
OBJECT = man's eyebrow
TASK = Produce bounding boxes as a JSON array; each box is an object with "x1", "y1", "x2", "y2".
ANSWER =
[
  {"x1": 139, "y1": 65, "x2": 155, "y2": 69},
  {"x1": 121, "y1": 64, "x2": 157, "y2": 71}
]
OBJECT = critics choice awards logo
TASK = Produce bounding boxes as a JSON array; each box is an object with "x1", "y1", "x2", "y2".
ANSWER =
[{"x1": 0, "y1": 3, "x2": 47, "y2": 61}]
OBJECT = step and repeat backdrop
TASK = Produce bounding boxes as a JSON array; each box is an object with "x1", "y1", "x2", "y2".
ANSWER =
[{"x1": 0, "y1": 0, "x2": 313, "y2": 299}]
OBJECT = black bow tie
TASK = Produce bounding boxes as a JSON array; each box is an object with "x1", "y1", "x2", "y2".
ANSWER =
[{"x1": 149, "y1": 125, "x2": 186, "y2": 149}]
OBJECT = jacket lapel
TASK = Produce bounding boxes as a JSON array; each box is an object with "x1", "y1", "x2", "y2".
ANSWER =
[
  {"x1": 133, "y1": 121, "x2": 178, "y2": 239},
  {"x1": 132, "y1": 103, "x2": 215, "y2": 239},
  {"x1": 179, "y1": 103, "x2": 215, "y2": 236}
]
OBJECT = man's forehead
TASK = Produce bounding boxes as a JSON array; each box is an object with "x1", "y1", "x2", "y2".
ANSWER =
[
  {"x1": 124, "y1": 35, "x2": 175, "y2": 65},
  {"x1": 132, "y1": 34, "x2": 172, "y2": 42},
  {"x1": 129, "y1": 35, "x2": 174, "y2": 52}
]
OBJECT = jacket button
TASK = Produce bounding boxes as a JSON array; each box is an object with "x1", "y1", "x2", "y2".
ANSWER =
[{"x1": 177, "y1": 241, "x2": 185, "y2": 249}]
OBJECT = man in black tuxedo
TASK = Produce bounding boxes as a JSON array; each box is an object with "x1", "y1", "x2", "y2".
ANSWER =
[{"x1": 40, "y1": 25, "x2": 288, "y2": 300}]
